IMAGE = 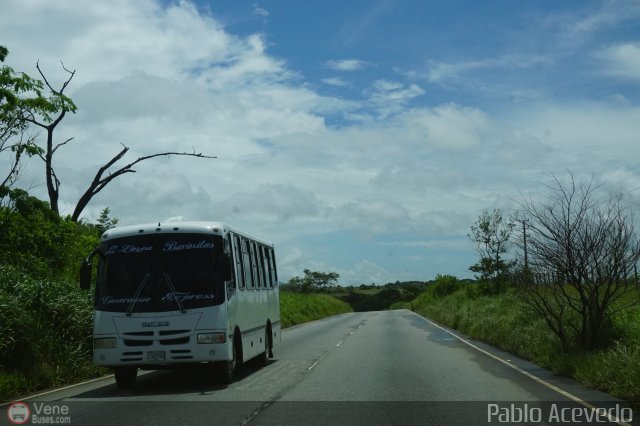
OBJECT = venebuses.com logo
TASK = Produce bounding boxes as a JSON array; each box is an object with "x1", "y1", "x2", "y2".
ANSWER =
[
  {"x1": 6, "y1": 401, "x2": 71, "y2": 424},
  {"x1": 6, "y1": 402, "x2": 30, "y2": 424}
]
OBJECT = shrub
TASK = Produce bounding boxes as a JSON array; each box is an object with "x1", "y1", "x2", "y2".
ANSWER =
[
  {"x1": 280, "y1": 291, "x2": 353, "y2": 328},
  {"x1": 0, "y1": 265, "x2": 100, "y2": 401}
]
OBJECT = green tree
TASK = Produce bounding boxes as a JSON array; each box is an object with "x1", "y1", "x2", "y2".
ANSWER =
[
  {"x1": 95, "y1": 207, "x2": 118, "y2": 235},
  {"x1": 430, "y1": 274, "x2": 461, "y2": 297},
  {"x1": 0, "y1": 187, "x2": 98, "y2": 280},
  {"x1": 0, "y1": 45, "x2": 44, "y2": 190},
  {"x1": 468, "y1": 209, "x2": 515, "y2": 285},
  {"x1": 288, "y1": 269, "x2": 340, "y2": 293}
]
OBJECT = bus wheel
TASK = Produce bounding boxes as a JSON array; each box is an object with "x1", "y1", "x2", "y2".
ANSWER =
[
  {"x1": 220, "y1": 339, "x2": 237, "y2": 384},
  {"x1": 114, "y1": 366, "x2": 137, "y2": 390},
  {"x1": 260, "y1": 327, "x2": 271, "y2": 367}
]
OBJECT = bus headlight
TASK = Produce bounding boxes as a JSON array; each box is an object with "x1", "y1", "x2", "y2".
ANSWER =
[
  {"x1": 197, "y1": 333, "x2": 226, "y2": 344},
  {"x1": 94, "y1": 337, "x2": 117, "y2": 349}
]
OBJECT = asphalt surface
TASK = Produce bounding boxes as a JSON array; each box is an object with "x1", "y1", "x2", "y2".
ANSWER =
[{"x1": 4, "y1": 310, "x2": 637, "y2": 425}]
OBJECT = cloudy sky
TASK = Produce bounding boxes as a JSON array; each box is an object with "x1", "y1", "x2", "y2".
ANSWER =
[{"x1": 2, "y1": 0, "x2": 640, "y2": 284}]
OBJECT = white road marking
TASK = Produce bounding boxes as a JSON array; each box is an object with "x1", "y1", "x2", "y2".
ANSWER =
[
  {"x1": 414, "y1": 312, "x2": 632, "y2": 426},
  {"x1": 1, "y1": 375, "x2": 114, "y2": 405},
  {"x1": 308, "y1": 353, "x2": 327, "y2": 371}
]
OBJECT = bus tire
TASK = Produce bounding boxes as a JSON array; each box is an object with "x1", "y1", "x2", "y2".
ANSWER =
[
  {"x1": 114, "y1": 366, "x2": 137, "y2": 390},
  {"x1": 220, "y1": 334, "x2": 240, "y2": 384},
  {"x1": 260, "y1": 325, "x2": 271, "y2": 366}
]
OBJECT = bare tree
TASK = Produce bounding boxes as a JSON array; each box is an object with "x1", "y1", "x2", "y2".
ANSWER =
[
  {"x1": 16, "y1": 61, "x2": 215, "y2": 221},
  {"x1": 516, "y1": 173, "x2": 640, "y2": 351},
  {"x1": 71, "y1": 144, "x2": 215, "y2": 221},
  {"x1": 21, "y1": 61, "x2": 77, "y2": 214}
]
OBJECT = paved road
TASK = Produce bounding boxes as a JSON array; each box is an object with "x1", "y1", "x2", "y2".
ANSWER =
[{"x1": 5, "y1": 310, "x2": 636, "y2": 425}]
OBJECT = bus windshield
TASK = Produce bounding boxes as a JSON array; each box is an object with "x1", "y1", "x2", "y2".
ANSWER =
[{"x1": 95, "y1": 233, "x2": 225, "y2": 313}]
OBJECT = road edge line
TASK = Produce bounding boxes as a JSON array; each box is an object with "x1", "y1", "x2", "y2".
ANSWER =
[
  {"x1": 412, "y1": 311, "x2": 631, "y2": 426},
  {"x1": 0, "y1": 375, "x2": 114, "y2": 407}
]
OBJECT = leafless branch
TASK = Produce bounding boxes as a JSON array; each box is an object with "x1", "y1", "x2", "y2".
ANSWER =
[
  {"x1": 36, "y1": 61, "x2": 76, "y2": 96},
  {"x1": 71, "y1": 146, "x2": 216, "y2": 221},
  {"x1": 51, "y1": 137, "x2": 75, "y2": 155},
  {"x1": 515, "y1": 172, "x2": 640, "y2": 351}
]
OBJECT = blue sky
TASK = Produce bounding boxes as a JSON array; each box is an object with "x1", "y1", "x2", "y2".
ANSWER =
[
  {"x1": 2, "y1": 0, "x2": 640, "y2": 284},
  {"x1": 209, "y1": 1, "x2": 640, "y2": 107}
]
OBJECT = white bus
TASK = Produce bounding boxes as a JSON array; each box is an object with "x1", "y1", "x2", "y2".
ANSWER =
[{"x1": 79, "y1": 221, "x2": 280, "y2": 389}]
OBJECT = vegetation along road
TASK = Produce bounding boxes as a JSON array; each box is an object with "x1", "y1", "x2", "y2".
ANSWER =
[{"x1": 5, "y1": 310, "x2": 635, "y2": 426}]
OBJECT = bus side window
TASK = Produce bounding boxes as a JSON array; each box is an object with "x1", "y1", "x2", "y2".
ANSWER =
[
  {"x1": 265, "y1": 247, "x2": 273, "y2": 288},
  {"x1": 243, "y1": 239, "x2": 254, "y2": 290},
  {"x1": 235, "y1": 235, "x2": 245, "y2": 290},
  {"x1": 268, "y1": 247, "x2": 278, "y2": 285},
  {"x1": 252, "y1": 241, "x2": 263, "y2": 290},
  {"x1": 260, "y1": 245, "x2": 269, "y2": 288},
  {"x1": 225, "y1": 234, "x2": 236, "y2": 298}
]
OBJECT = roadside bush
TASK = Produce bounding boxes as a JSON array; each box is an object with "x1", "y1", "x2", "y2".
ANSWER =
[
  {"x1": 430, "y1": 274, "x2": 461, "y2": 297},
  {"x1": 280, "y1": 291, "x2": 353, "y2": 328},
  {"x1": 0, "y1": 191, "x2": 99, "y2": 281},
  {"x1": 0, "y1": 265, "x2": 100, "y2": 401}
]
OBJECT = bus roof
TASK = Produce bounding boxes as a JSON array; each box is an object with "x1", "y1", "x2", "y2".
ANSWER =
[{"x1": 100, "y1": 221, "x2": 273, "y2": 246}]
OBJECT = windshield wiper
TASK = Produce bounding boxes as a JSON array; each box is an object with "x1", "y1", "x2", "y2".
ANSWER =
[
  {"x1": 126, "y1": 273, "x2": 151, "y2": 316},
  {"x1": 162, "y1": 272, "x2": 186, "y2": 313}
]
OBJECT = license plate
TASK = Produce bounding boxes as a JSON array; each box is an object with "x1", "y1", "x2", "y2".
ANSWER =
[{"x1": 147, "y1": 351, "x2": 166, "y2": 361}]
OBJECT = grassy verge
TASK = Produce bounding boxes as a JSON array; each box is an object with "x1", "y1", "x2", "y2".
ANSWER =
[
  {"x1": 280, "y1": 291, "x2": 353, "y2": 328},
  {"x1": 0, "y1": 266, "x2": 105, "y2": 402},
  {"x1": 408, "y1": 285, "x2": 640, "y2": 404}
]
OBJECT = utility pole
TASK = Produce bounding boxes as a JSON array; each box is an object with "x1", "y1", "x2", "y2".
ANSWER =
[{"x1": 522, "y1": 218, "x2": 528, "y2": 271}]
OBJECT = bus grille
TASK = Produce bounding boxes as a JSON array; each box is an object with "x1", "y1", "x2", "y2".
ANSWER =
[
  {"x1": 124, "y1": 339, "x2": 153, "y2": 346},
  {"x1": 159, "y1": 337, "x2": 190, "y2": 345},
  {"x1": 120, "y1": 351, "x2": 144, "y2": 362},
  {"x1": 170, "y1": 349, "x2": 193, "y2": 360},
  {"x1": 122, "y1": 331, "x2": 191, "y2": 346}
]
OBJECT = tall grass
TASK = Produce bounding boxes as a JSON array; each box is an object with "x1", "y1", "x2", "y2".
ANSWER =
[
  {"x1": 280, "y1": 291, "x2": 353, "y2": 328},
  {"x1": 409, "y1": 284, "x2": 640, "y2": 404},
  {"x1": 0, "y1": 265, "x2": 103, "y2": 401}
]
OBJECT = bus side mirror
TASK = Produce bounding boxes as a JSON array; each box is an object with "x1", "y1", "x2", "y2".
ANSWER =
[
  {"x1": 79, "y1": 260, "x2": 92, "y2": 290},
  {"x1": 221, "y1": 254, "x2": 232, "y2": 282}
]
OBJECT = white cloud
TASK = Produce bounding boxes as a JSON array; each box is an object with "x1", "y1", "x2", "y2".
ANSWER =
[
  {"x1": 596, "y1": 43, "x2": 640, "y2": 80},
  {"x1": 165, "y1": 216, "x2": 186, "y2": 222},
  {"x1": 551, "y1": 1, "x2": 640, "y2": 51},
  {"x1": 325, "y1": 59, "x2": 367, "y2": 71},
  {"x1": 342, "y1": 260, "x2": 397, "y2": 285},
  {"x1": 388, "y1": 239, "x2": 468, "y2": 249},
  {"x1": 364, "y1": 80, "x2": 425, "y2": 118},
  {"x1": 427, "y1": 55, "x2": 550, "y2": 84},
  {"x1": 322, "y1": 77, "x2": 351, "y2": 87},
  {"x1": 398, "y1": 103, "x2": 489, "y2": 150},
  {"x1": 2, "y1": 0, "x2": 242, "y2": 87},
  {"x1": 252, "y1": 4, "x2": 269, "y2": 18},
  {"x1": 512, "y1": 102, "x2": 640, "y2": 154},
  {"x1": 217, "y1": 184, "x2": 325, "y2": 223}
]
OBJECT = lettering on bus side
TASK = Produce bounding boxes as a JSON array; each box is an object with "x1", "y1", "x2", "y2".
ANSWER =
[
  {"x1": 106, "y1": 244, "x2": 153, "y2": 255},
  {"x1": 162, "y1": 240, "x2": 215, "y2": 252}
]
